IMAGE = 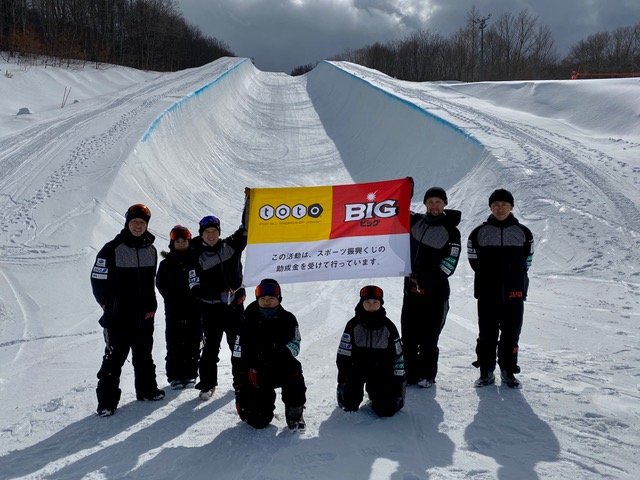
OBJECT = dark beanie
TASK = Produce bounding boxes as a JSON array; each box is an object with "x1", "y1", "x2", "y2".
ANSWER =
[
  {"x1": 125, "y1": 204, "x2": 151, "y2": 225},
  {"x1": 360, "y1": 285, "x2": 384, "y2": 305},
  {"x1": 198, "y1": 215, "x2": 221, "y2": 235},
  {"x1": 488, "y1": 189, "x2": 514, "y2": 206},
  {"x1": 255, "y1": 278, "x2": 282, "y2": 301},
  {"x1": 423, "y1": 187, "x2": 448, "y2": 205}
]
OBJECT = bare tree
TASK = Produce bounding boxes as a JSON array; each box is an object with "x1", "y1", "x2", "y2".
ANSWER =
[{"x1": 566, "y1": 32, "x2": 612, "y2": 73}]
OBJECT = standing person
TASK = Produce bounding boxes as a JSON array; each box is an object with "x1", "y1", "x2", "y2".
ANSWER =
[
  {"x1": 189, "y1": 192, "x2": 249, "y2": 400},
  {"x1": 467, "y1": 189, "x2": 534, "y2": 388},
  {"x1": 232, "y1": 279, "x2": 307, "y2": 431},
  {"x1": 400, "y1": 187, "x2": 461, "y2": 388},
  {"x1": 90, "y1": 204, "x2": 164, "y2": 417},
  {"x1": 157, "y1": 225, "x2": 202, "y2": 390},
  {"x1": 336, "y1": 285, "x2": 405, "y2": 417}
]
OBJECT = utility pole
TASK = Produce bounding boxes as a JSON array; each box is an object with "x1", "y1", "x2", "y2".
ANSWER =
[{"x1": 473, "y1": 14, "x2": 491, "y2": 81}]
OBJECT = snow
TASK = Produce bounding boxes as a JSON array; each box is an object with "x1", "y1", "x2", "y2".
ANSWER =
[{"x1": 1, "y1": 54, "x2": 639, "y2": 479}]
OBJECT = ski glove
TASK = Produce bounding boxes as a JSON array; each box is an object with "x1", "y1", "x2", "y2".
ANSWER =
[{"x1": 248, "y1": 368, "x2": 259, "y2": 388}]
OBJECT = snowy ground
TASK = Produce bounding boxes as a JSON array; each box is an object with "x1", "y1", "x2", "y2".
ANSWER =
[{"x1": 0, "y1": 55, "x2": 639, "y2": 479}]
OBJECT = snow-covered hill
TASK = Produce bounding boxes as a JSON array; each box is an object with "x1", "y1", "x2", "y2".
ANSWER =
[{"x1": 1, "y1": 55, "x2": 639, "y2": 479}]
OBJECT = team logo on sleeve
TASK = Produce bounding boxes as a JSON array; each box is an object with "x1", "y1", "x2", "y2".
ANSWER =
[
  {"x1": 394, "y1": 338, "x2": 402, "y2": 355},
  {"x1": 96, "y1": 258, "x2": 106, "y2": 267},
  {"x1": 92, "y1": 263, "x2": 108, "y2": 280}
]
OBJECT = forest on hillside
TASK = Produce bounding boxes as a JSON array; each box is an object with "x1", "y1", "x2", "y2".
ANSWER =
[
  {"x1": 329, "y1": 8, "x2": 640, "y2": 81},
  {"x1": 1, "y1": 0, "x2": 233, "y2": 71},
  {"x1": 2, "y1": 2, "x2": 638, "y2": 80}
]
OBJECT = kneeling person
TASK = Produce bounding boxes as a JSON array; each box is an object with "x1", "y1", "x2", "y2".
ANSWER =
[
  {"x1": 337, "y1": 286, "x2": 406, "y2": 417},
  {"x1": 232, "y1": 279, "x2": 307, "y2": 430}
]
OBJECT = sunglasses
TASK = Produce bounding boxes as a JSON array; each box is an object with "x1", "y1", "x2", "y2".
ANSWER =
[
  {"x1": 360, "y1": 285, "x2": 383, "y2": 299},
  {"x1": 199, "y1": 215, "x2": 220, "y2": 229},
  {"x1": 255, "y1": 282, "x2": 281, "y2": 298},
  {"x1": 127, "y1": 203, "x2": 151, "y2": 218},
  {"x1": 170, "y1": 225, "x2": 191, "y2": 241}
]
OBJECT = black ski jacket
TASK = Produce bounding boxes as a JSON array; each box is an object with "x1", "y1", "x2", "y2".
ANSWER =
[
  {"x1": 157, "y1": 248, "x2": 199, "y2": 320},
  {"x1": 188, "y1": 228, "x2": 247, "y2": 304},
  {"x1": 90, "y1": 229, "x2": 157, "y2": 329},
  {"x1": 404, "y1": 209, "x2": 461, "y2": 299},
  {"x1": 232, "y1": 301, "x2": 302, "y2": 385},
  {"x1": 336, "y1": 304, "x2": 405, "y2": 392},
  {"x1": 467, "y1": 213, "x2": 534, "y2": 301}
]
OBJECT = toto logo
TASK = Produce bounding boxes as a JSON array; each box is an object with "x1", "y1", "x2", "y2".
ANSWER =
[{"x1": 259, "y1": 203, "x2": 324, "y2": 221}]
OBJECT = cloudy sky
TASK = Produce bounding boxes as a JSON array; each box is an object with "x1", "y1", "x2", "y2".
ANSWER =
[{"x1": 176, "y1": 0, "x2": 640, "y2": 73}]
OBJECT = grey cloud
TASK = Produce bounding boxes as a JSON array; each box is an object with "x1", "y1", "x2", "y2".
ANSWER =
[{"x1": 176, "y1": 0, "x2": 640, "y2": 73}]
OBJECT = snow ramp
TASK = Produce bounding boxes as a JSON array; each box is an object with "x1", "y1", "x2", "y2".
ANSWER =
[{"x1": 134, "y1": 57, "x2": 487, "y2": 227}]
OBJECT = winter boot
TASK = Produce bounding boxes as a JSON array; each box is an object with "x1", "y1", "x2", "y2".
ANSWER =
[
  {"x1": 97, "y1": 406, "x2": 116, "y2": 417},
  {"x1": 474, "y1": 370, "x2": 495, "y2": 387},
  {"x1": 417, "y1": 378, "x2": 434, "y2": 388},
  {"x1": 285, "y1": 405, "x2": 306, "y2": 431},
  {"x1": 500, "y1": 370, "x2": 521, "y2": 389},
  {"x1": 199, "y1": 388, "x2": 215, "y2": 400},
  {"x1": 183, "y1": 379, "x2": 196, "y2": 389},
  {"x1": 171, "y1": 379, "x2": 196, "y2": 390},
  {"x1": 136, "y1": 388, "x2": 166, "y2": 401}
]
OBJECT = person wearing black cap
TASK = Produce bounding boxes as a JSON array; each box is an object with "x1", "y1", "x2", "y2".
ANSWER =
[
  {"x1": 188, "y1": 188, "x2": 251, "y2": 400},
  {"x1": 400, "y1": 186, "x2": 462, "y2": 388},
  {"x1": 336, "y1": 285, "x2": 406, "y2": 417},
  {"x1": 467, "y1": 189, "x2": 534, "y2": 388},
  {"x1": 90, "y1": 203, "x2": 164, "y2": 417},
  {"x1": 231, "y1": 279, "x2": 307, "y2": 430},
  {"x1": 157, "y1": 225, "x2": 202, "y2": 390}
]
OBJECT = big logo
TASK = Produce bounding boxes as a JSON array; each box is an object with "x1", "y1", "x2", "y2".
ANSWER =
[{"x1": 344, "y1": 199, "x2": 399, "y2": 223}]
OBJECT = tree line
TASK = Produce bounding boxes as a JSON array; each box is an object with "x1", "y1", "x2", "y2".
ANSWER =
[
  {"x1": 0, "y1": 0, "x2": 233, "y2": 71},
  {"x1": 2, "y1": 2, "x2": 639, "y2": 79},
  {"x1": 327, "y1": 8, "x2": 640, "y2": 81}
]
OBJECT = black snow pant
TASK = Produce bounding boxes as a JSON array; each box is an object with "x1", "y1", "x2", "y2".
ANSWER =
[
  {"x1": 96, "y1": 321, "x2": 158, "y2": 410},
  {"x1": 238, "y1": 371, "x2": 307, "y2": 429},
  {"x1": 474, "y1": 299, "x2": 524, "y2": 374},
  {"x1": 338, "y1": 371, "x2": 404, "y2": 417},
  {"x1": 400, "y1": 292, "x2": 449, "y2": 383},
  {"x1": 197, "y1": 301, "x2": 244, "y2": 391},
  {"x1": 165, "y1": 313, "x2": 202, "y2": 383}
]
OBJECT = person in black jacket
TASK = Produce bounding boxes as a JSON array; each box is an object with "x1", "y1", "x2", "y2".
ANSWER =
[
  {"x1": 232, "y1": 279, "x2": 307, "y2": 431},
  {"x1": 157, "y1": 225, "x2": 202, "y2": 390},
  {"x1": 90, "y1": 204, "x2": 165, "y2": 417},
  {"x1": 400, "y1": 187, "x2": 461, "y2": 388},
  {"x1": 188, "y1": 191, "x2": 249, "y2": 400},
  {"x1": 467, "y1": 189, "x2": 534, "y2": 388},
  {"x1": 337, "y1": 285, "x2": 406, "y2": 417}
]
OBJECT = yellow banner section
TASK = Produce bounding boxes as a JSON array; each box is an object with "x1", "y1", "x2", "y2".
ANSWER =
[{"x1": 248, "y1": 186, "x2": 332, "y2": 243}]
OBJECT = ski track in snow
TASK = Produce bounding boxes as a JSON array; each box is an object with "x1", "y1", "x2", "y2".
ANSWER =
[
  {"x1": 1, "y1": 59, "x2": 639, "y2": 479},
  {"x1": 341, "y1": 64, "x2": 640, "y2": 280},
  {"x1": 0, "y1": 59, "x2": 240, "y2": 257}
]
